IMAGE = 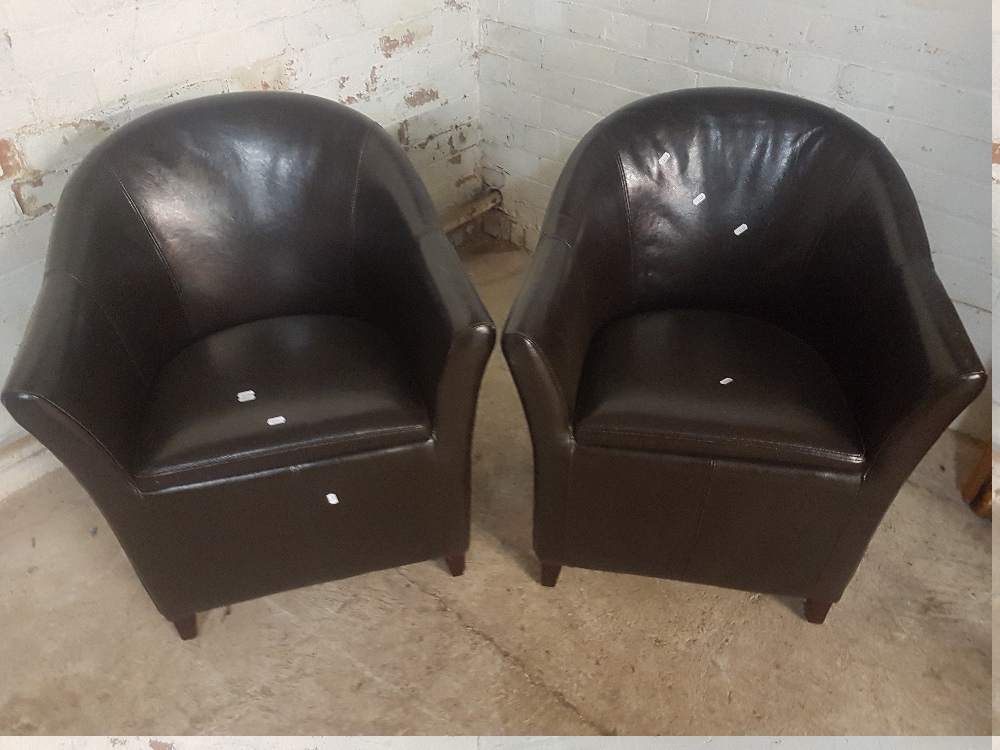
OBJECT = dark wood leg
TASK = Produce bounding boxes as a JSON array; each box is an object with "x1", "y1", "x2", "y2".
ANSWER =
[
  {"x1": 173, "y1": 613, "x2": 198, "y2": 640},
  {"x1": 804, "y1": 598, "x2": 833, "y2": 625},
  {"x1": 540, "y1": 562, "x2": 561, "y2": 587},
  {"x1": 444, "y1": 553, "x2": 465, "y2": 577},
  {"x1": 962, "y1": 441, "x2": 992, "y2": 519}
]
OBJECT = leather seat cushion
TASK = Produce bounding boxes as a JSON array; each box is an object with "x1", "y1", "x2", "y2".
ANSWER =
[
  {"x1": 132, "y1": 314, "x2": 431, "y2": 492},
  {"x1": 574, "y1": 310, "x2": 864, "y2": 471}
]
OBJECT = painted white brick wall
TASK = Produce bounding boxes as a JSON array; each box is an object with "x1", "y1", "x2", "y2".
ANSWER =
[
  {"x1": 0, "y1": 0, "x2": 482, "y2": 445},
  {"x1": 479, "y1": 0, "x2": 991, "y2": 441},
  {"x1": 0, "y1": 0, "x2": 992, "y2": 447}
]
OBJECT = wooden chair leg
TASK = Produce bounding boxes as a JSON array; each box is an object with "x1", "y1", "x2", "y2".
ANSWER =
[
  {"x1": 173, "y1": 613, "x2": 198, "y2": 640},
  {"x1": 444, "y1": 553, "x2": 465, "y2": 577},
  {"x1": 540, "y1": 562, "x2": 561, "y2": 587},
  {"x1": 962, "y1": 441, "x2": 992, "y2": 519},
  {"x1": 961, "y1": 442, "x2": 991, "y2": 501},
  {"x1": 804, "y1": 598, "x2": 833, "y2": 625}
]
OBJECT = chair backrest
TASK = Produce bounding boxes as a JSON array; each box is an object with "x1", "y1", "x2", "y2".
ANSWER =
[
  {"x1": 50, "y1": 92, "x2": 399, "y2": 354},
  {"x1": 552, "y1": 88, "x2": 924, "y2": 323}
]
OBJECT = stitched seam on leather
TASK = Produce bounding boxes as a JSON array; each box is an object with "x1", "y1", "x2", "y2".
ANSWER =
[
  {"x1": 605, "y1": 131, "x2": 636, "y2": 307},
  {"x1": 62, "y1": 272, "x2": 149, "y2": 389},
  {"x1": 538, "y1": 233, "x2": 571, "y2": 250},
  {"x1": 349, "y1": 127, "x2": 372, "y2": 246},
  {"x1": 138, "y1": 424, "x2": 430, "y2": 478},
  {"x1": 102, "y1": 159, "x2": 195, "y2": 336},
  {"x1": 682, "y1": 458, "x2": 715, "y2": 577},
  {"x1": 18, "y1": 392, "x2": 138, "y2": 491},
  {"x1": 577, "y1": 425, "x2": 864, "y2": 464},
  {"x1": 798, "y1": 146, "x2": 876, "y2": 276},
  {"x1": 806, "y1": 475, "x2": 862, "y2": 598},
  {"x1": 557, "y1": 437, "x2": 577, "y2": 561}
]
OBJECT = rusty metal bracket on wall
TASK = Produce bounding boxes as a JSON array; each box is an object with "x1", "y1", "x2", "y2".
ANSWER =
[{"x1": 440, "y1": 189, "x2": 502, "y2": 233}]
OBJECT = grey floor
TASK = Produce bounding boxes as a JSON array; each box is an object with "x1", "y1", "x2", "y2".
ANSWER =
[{"x1": 0, "y1": 243, "x2": 992, "y2": 735}]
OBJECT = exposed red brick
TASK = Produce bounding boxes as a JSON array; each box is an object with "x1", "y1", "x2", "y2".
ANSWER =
[
  {"x1": 0, "y1": 138, "x2": 25, "y2": 179},
  {"x1": 992, "y1": 142, "x2": 1000, "y2": 165},
  {"x1": 404, "y1": 88, "x2": 439, "y2": 108},
  {"x1": 379, "y1": 28, "x2": 417, "y2": 59},
  {"x1": 12, "y1": 174, "x2": 52, "y2": 218}
]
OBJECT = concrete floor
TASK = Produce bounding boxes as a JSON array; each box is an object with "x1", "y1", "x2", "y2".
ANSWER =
[{"x1": 0, "y1": 243, "x2": 992, "y2": 735}]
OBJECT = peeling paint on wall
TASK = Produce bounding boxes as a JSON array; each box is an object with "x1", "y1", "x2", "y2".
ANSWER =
[
  {"x1": 404, "y1": 88, "x2": 440, "y2": 108},
  {"x1": 0, "y1": 140, "x2": 25, "y2": 179},
  {"x1": 379, "y1": 20, "x2": 433, "y2": 59},
  {"x1": 11, "y1": 175, "x2": 51, "y2": 218}
]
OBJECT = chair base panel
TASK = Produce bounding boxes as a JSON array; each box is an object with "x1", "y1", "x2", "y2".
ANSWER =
[{"x1": 132, "y1": 441, "x2": 470, "y2": 619}]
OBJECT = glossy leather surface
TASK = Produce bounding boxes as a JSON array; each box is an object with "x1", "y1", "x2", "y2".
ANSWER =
[
  {"x1": 2, "y1": 92, "x2": 495, "y2": 623},
  {"x1": 575, "y1": 310, "x2": 863, "y2": 471},
  {"x1": 503, "y1": 88, "x2": 985, "y2": 607},
  {"x1": 132, "y1": 314, "x2": 430, "y2": 492}
]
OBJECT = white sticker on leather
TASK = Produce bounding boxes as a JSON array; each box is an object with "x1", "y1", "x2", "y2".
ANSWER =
[
  {"x1": 237, "y1": 390, "x2": 256, "y2": 402},
  {"x1": 658, "y1": 152, "x2": 670, "y2": 165},
  {"x1": 693, "y1": 192, "x2": 706, "y2": 205},
  {"x1": 720, "y1": 377, "x2": 733, "y2": 385},
  {"x1": 267, "y1": 416, "x2": 286, "y2": 426},
  {"x1": 326, "y1": 493, "x2": 339, "y2": 505},
  {"x1": 734, "y1": 223, "x2": 748, "y2": 235}
]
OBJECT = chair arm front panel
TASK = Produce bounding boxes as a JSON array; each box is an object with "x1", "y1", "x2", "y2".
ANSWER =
[
  {"x1": 2, "y1": 273, "x2": 148, "y2": 475},
  {"x1": 404, "y1": 230, "x2": 495, "y2": 449},
  {"x1": 132, "y1": 441, "x2": 451, "y2": 619},
  {"x1": 811, "y1": 369, "x2": 985, "y2": 602}
]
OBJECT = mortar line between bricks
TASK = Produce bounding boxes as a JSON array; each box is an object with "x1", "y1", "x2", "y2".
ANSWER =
[{"x1": 395, "y1": 568, "x2": 616, "y2": 736}]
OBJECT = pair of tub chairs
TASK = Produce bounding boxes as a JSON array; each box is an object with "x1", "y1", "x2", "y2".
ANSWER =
[{"x1": 2, "y1": 91, "x2": 985, "y2": 640}]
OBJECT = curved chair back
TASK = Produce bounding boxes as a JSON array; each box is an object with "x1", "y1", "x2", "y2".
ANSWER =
[{"x1": 545, "y1": 88, "x2": 927, "y2": 325}]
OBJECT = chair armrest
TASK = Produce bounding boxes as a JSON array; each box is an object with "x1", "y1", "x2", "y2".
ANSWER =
[
  {"x1": 502, "y1": 221, "x2": 633, "y2": 444},
  {"x1": 2, "y1": 272, "x2": 149, "y2": 483},
  {"x1": 798, "y1": 147, "x2": 987, "y2": 494},
  {"x1": 392, "y1": 230, "x2": 496, "y2": 447},
  {"x1": 357, "y1": 217, "x2": 494, "y2": 447},
  {"x1": 502, "y1": 236, "x2": 587, "y2": 440},
  {"x1": 853, "y1": 257, "x2": 985, "y2": 497},
  {"x1": 502, "y1": 125, "x2": 634, "y2": 444},
  {"x1": 352, "y1": 125, "x2": 494, "y2": 446}
]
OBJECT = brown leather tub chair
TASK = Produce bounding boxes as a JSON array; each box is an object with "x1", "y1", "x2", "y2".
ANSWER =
[
  {"x1": 502, "y1": 88, "x2": 985, "y2": 624},
  {"x1": 2, "y1": 92, "x2": 495, "y2": 640}
]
